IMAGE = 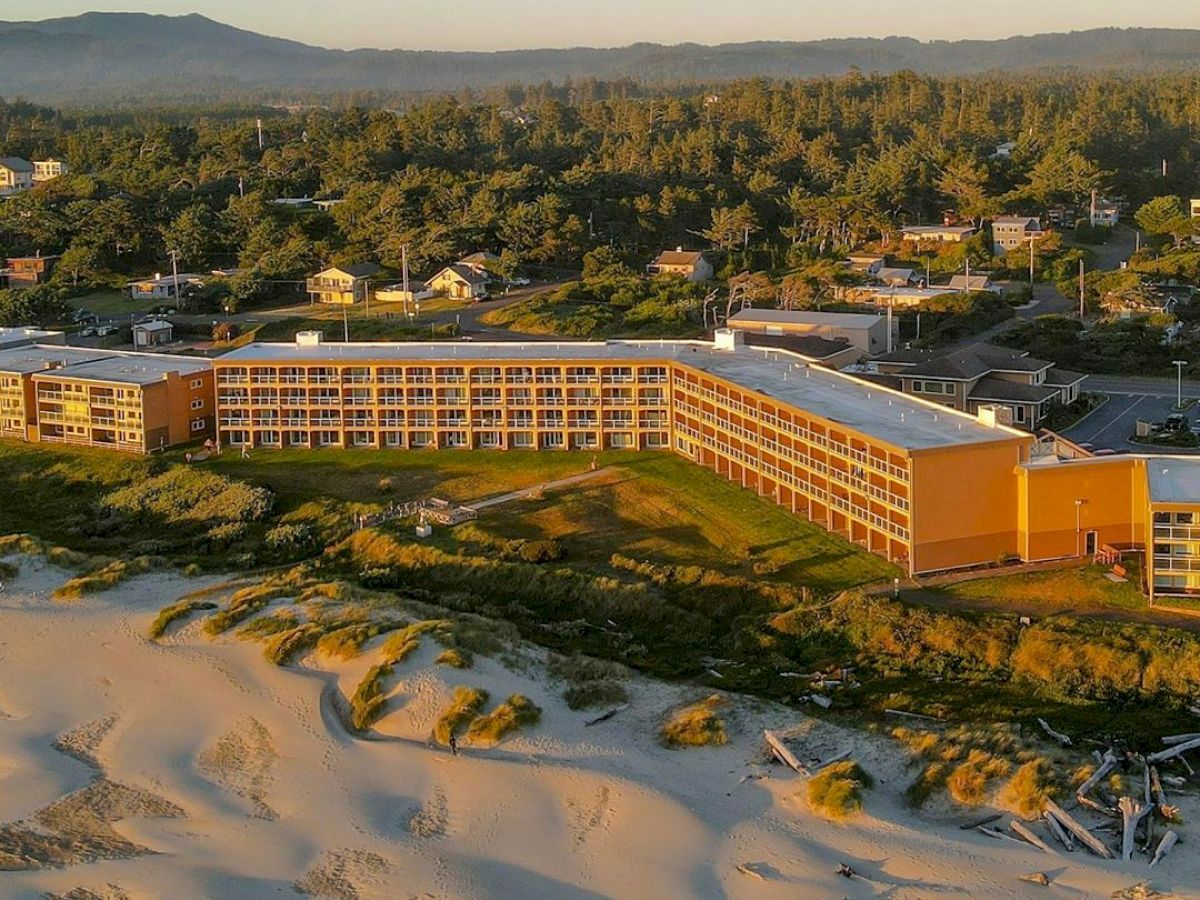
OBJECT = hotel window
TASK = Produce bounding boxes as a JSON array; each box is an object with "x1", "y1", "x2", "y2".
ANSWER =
[
  {"x1": 541, "y1": 432, "x2": 565, "y2": 449},
  {"x1": 383, "y1": 432, "x2": 404, "y2": 447},
  {"x1": 315, "y1": 431, "x2": 339, "y2": 447},
  {"x1": 350, "y1": 431, "x2": 373, "y2": 447},
  {"x1": 511, "y1": 432, "x2": 534, "y2": 448},
  {"x1": 1177, "y1": 513, "x2": 1195, "y2": 525},
  {"x1": 191, "y1": 398, "x2": 205, "y2": 410},
  {"x1": 190, "y1": 378, "x2": 204, "y2": 389},
  {"x1": 609, "y1": 433, "x2": 633, "y2": 449},
  {"x1": 190, "y1": 418, "x2": 206, "y2": 432},
  {"x1": 259, "y1": 430, "x2": 281, "y2": 446},
  {"x1": 286, "y1": 431, "x2": 308, "y2": 447},
  {"x1": 478, "y1": 432, "x2": 501, "y2": 448},
  {"x1": 411, "y1": 431, "x2": 434, "y2": 448}
]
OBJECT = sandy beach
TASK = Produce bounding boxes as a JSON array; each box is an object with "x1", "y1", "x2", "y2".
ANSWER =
[{"x1": 1, "y1": 554, "x2": 1197, "y2": 900}]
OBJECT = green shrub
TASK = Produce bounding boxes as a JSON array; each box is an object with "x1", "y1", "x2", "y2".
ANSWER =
[
  {"x1": 806, "y1": 761, "x2": 873, "y2": 820},
  {"x1": 317, "y1": 620, "x2": 401, "y2": 660},
  {"x1": 563, "y1": 680, "x2": 628, "y2": 710},
  {"x1": 349, "y1": 663, "x2": 393, "y2": 731},
  {"x1": 436, "y1": 648, "x2": 473, "y2": 668},
  {"x1": 0, "y1": 560, "x2": 18, "y2": 579},
  {"x1": 264, "y1": 522, "x2": 317, "y2": 554},
  {"x1": 466, "y1": 694, "x2": 542, "y2": 747},
  {"x1": 661, "y1": 695, "x2": 728, "y2": 748},
  {"x1": 148, "y1": 598, "x2": 218, "y2": 638},
  {"x1": 263, "y1": 622, "x2": 326, "y2": 665},
  {"x1": 433, "y1": 686, "x2": 489, "y2": 746},
  {"x1": 52, "y1": 556, "x2": 159, "y2": 601},
  {"x1": 98, "y1": 467, "x2": 273, "y2": 530},
  {"x1": 237, "y1": 612, "x2": 300, "y2": 639},
  {"x1": 518, "y1": 540, "x2": 564, "y2": 563}
]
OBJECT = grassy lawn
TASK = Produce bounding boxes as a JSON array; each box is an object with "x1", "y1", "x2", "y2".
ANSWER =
[
  {"x1": 65, "y1": 290, "x2": 160, "y2": 317},
  {"x1": 201, "y1": 449, "x2": 896, "y2": 593},
  {"x1": 911, "y1": 562, "x2": 1149, "y2": 616}
]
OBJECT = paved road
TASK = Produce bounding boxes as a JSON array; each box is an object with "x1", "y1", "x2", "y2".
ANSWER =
[{"x1": 1062, "y1": 372, "x2": 1200, "y2": 453}]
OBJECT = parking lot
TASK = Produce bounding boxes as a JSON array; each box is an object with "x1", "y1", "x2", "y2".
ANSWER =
[{"x1": 1063, "y1": 376, "x2": 1200, "y2": 453}]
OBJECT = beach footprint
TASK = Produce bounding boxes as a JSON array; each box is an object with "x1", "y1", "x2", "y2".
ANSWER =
[{"x1": 198, "y1": 717, "x2": 278, "y2": 820}]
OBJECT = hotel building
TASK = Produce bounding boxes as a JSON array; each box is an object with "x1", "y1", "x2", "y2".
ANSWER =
[
  {"x1": 0, "y1": 345, "x2": 214, "y2": 453},
  {"x1": 213, "y1": 330, "x2": 1036, "y2": 575}
]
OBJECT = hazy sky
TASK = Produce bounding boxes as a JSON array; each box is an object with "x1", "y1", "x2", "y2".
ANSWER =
[{"x1": 16, "y1": 1, "x2": 1200, "y2": 51}]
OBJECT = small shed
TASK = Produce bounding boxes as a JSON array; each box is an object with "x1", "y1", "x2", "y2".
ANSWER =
[{"x1": 133, "y1": 319, "x2": 174, "y2": 348}]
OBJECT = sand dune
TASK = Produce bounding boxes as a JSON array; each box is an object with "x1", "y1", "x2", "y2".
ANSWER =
[{"x1": 1, "y1": 553, "x2": 1198, "y2": 899}]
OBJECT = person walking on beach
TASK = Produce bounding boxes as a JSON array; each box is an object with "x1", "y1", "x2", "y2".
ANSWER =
[{"x1": 448, "y1": 734, "x2": 458, "y2": 756}]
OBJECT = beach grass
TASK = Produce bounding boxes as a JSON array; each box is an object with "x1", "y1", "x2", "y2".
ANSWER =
[
  {"x1": 465, "y1": 694, "x2": 542, "y2": 747},
  {"x1": 432, "y1": 686, "x2": 489, "y2": 747},
  {"x1": 806, "y1": 761, "x2": 873, "y2": 820},
  {"x1": 661, "y1": 695, "x2": 728, "y2": 748}
]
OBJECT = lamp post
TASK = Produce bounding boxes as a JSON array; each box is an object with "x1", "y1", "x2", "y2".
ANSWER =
[
  {"x1": 1173, "y1": 360, "x2": 1188, "y2": 410},
  {"x1": 1075, "y1": 498, "x2": 1084, "y2": 558}
]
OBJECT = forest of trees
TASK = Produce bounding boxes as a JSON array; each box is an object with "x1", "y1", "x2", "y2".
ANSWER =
[{"x1": 3, "y1": 70, "x2": 1200, "y2": 317}]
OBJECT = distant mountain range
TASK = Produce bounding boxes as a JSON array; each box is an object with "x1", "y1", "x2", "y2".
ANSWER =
[{"x1": 3, "y1": 13, "x2": 1200, "y2": 104}]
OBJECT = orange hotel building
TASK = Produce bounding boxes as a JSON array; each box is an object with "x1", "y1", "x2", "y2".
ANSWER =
[
  {"x1": 211, "y1": 330, "x2": 1200, "y2": 597},
  {"x1": 0, "y1": 344, "x2": 214, "y2": 453}
]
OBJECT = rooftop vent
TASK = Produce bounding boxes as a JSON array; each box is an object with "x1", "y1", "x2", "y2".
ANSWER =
[
  {"x1": 296, "y1": 331, "x2": 324, "y2": 346},
  {"x1": 713, "y1": 328, "x2": 743, "y2": 352}
]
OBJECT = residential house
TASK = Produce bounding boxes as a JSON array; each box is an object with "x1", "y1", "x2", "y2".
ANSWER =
[
  {"x1": 876, "y1": 267, "x2": 919, "y2": 288},
  {"x1": 0, "y1": 158, "x2": 34, "y2": 197},
  {"x1": 991, "y1": 216, "x2": 1043, "y2": 255},
  {"x1": 991, "y1": 141, "x2": 1017, "y2": 159},
  {"x1": 1190, "y1": 199, "x2": 1200, "y2": 219},
  {"x1": 899, "y1": 225, "x2": 977, "y2": 244},
  {"x1": 850, "y1": 286, "x2": 959, "y2": 309},
  {"x1": 846, "y1": 253, "x2": 886, "y2": 276},
  {"x1": 725, "y1": 308, "x2": 898, "y2": 356},
  {"x1": 646, "y1": 249, "x2": 714, "y2": 282},
  {"x1": 945, "y1": 274, "x2": 1000, "y2": 294},
  {"x1": 457, "y1": 252, "x2": 500, "y2": 278},
  {"x1": 132, "y1": 319, "x2": 174, "y2": 349},
  {"x1": 128, "y1": 272, "x2": 205, "y2": 300},
  {"x1": 868, "y1": 344, "x2": 1086, "y2": 430},
  {"x1": 1090, "y1": 199, "x2": 1120, "y2": 228},
  {"x1": 428, "y1": 264, "x2": 489, "y2": 301},
  {"x1": 32, "y1": 159, "x2": 67, "y2": 182},
  {"x1": 305, "y1": 263, "x2": 380, "y2": 305},
  {"x1": 3, "y1": 254, "x2": 58, "y2": 288}
]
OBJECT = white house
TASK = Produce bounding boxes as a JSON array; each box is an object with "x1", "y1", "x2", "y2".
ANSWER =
[
  {"x1": 128, "y1": 272, "x2": 204, "y2": 300},
  {"x1": 428, "y1": 264, "x2": 489, "y2": 300},
  {"x1": 32, "y1": 159, "x2": 67, "y2": 182},
  {"x1": 646, "y1": 249, "x2": 714, "y2": 282},
  {"x1": 991, "y1": 216, "x2": 1043, "y2": 255},
  {"x1": 0, "y1": 158, "x2": 34, "y2": 197}
]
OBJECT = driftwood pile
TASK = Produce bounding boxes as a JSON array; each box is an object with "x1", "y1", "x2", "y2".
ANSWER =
[{"x1": 978, "y1": 724, "x2": 1197, "y2": 874}]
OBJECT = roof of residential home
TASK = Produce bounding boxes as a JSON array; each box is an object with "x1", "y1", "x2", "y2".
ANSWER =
[
  {"x1": 1147, "y1": 457, "x2": 1200, "y2": 504},
  {"x1": 900, "y1": 225, "x2": 976, "y2": 237},
  {"x1": 6, "y1": 255, "x2": 60, "y2": 263},
  {"x1": 458, "y1": 251, "x2": 499, "y2": 266},
  {"x1": 433, "y1": 264, "x2": 488, "y2": 285},
  {"x1": 865, "y1": 286, "x2": 958, "y2": 301},
  {"x1": 740, "y1": 332, "x2": 857, "y2": 361},
  {"x1": 652, "y1": 249, "x2": 706, "y2": 266},
  {"x1": 329, "y1": 262, "x2": 380, "y2": 279},
  {"x1": 0, "y1": 157, "x2": 33, "y2": 173},
  {"x1": 1044, "y1": 368, "x2": 1087, "y2": 387},
  {"x1": 880, "y1": 345, "x2": 1053, "y2": 380},
  {"x1": 727, "y1": 309, "x2": 884, "y2": 329},
  {"x1": 945, "y1": 274, "x2": 995, "y2": 291},
  {"x1": 968, "y1": 376, "x2": 1062, "y2": 404},
  {"x1": 217, "y1": 338, "x2": 1029, "y2": 451},
  {"x1": 128, "y1": 273, "x2": 204, "y2": 287},
  {"x1": 993, "y1": 216, "x2": 1042, "y2": 228},
  {"x1": 876, "y1": 267, "x2": 916, "y2": 282}
]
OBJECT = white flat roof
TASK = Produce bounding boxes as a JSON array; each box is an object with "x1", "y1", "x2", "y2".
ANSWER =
[
  {"x1": 0, "y1": 344, "x2": 210, "y2": 384},
  {"x1": 727, "y1": 309, "x2": 884, "y2": 329},
  {"x1": 1147, "y1": 457, "x2": 1200, "y2": 504},
  {"x1": 0, "y1": 326, "x2": 63, "y2": 349},
  {"x1": 217, "y1": 339, "x2": 1027, "y2": 452}
]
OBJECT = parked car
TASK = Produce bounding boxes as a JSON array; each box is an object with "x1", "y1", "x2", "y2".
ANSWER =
[
  {"x1": 77, "y1": 326, "x2": 97, "y2": 337},
  {"x1": 96, "y1": 324, "x2": 118, "y2": 337},
  {"x1": 508, "y1": 276, "x2": 531, "y2": 286}
]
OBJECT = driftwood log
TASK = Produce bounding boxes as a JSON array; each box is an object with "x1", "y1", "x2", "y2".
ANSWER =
[
  {"x1": 1044, "y1": 800, "x2": 1114, "y2": 859},
  {"x1": 960, "y1": 812, "x2": 1002, "y2": 830},
  {"x1": 1036, "y1": 718, "x2": 1072, "y2": 746},
  {"x1": 1076, "y1": 750, "x2": 1118, "y2": 799},
  {"x1": 763, "y1": 730, "x2": 807, "y2": 775},
  {"x1": 1146, "y1": 736, "x2": 1200, "y2": 764},
  {"x1": 1118, "y1": 796, "x2": 1152, "y2": 861},
  {"x1": 1149, "y1": 830, "x2": 1179, "y2": 868},
  {"x1": 979, "y1": 825, "x2": 1026, "y2": 845},
  {"x1": 1019, "y1": 872, "x2": 1050, "y2": 887},
  {"x1": 1010, "y1": 820, "x2": 1055, "y2": 854},
  {"x1": 1043, "y1": 811, "x2": 1074, "y2": 851},
  {"x1": 1161, "y1": 732, "x2": 1200, "y2": 746}
]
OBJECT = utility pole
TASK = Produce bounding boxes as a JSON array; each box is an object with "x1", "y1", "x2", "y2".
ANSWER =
[
  {"x1": 1174, "y1": 360, "x2": 1187, "y2": 410},
  {"x1": 1029, "y1": 237, "x2": 1035, "y2": 287},
  {"x1": 256, "y1": 117, "x2": 264, "y2": 150},
  {"x1": 1078, "y1": 258, "x2": 1086, "y2": 319},
  {"x1": 402, "y1": 244, "x2": 410, "y2": 319},
  {"x1": 168, "y1": 249, "x2": 180, "y2": 307},
  {"x1": 342, "y1": 299, "x2": 349, "y2": 342}
]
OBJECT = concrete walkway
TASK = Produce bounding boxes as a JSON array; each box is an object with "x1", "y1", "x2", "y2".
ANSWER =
[{"x1": 465, "y1": 466, "x2": 617, "y2": 511}]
